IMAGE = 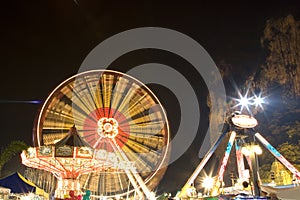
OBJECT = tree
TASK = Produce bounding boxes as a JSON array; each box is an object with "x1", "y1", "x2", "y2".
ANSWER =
[
  {"x1": 277, "y1": 142, "x2": 300, "y2": 169},
  {"x1": 242, "y1": 15, "x2": 300, "y2": 184},
  {"x1": 0, "y1": 140, "x2": 28, "y2": 177},
  {"x1": 270, "y1": 159, "x2": 293, "y2": 185},
  {"x1": 259, "y1": 15, "x2": 300, "y2": 103},
  {"x1": 285, "y1": 121, "x2": 300, "y2": 143}
]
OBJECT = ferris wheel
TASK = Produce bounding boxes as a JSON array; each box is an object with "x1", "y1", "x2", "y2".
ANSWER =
[{"x1": 34, "y1": 70, "x2": 170, "y2": 198}]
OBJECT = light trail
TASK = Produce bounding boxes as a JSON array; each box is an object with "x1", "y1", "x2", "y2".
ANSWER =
[{"x1": 0, "y1": 100, "x2": 41, "y2": 104}]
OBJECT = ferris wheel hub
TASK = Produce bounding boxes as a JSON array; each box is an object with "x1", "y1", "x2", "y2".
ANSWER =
[{"x1": 97, "y1": 117, "x2": 119, "y2": 138}]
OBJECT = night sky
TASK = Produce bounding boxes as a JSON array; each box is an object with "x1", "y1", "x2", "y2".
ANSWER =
[{"x1": 1, "y1": 0, "x2": 300, "y2": 194}]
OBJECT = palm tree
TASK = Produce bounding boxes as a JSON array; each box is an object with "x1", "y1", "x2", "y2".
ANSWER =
[{"x1": 0, "y1": 140, "x2": 28, "y2": 177}]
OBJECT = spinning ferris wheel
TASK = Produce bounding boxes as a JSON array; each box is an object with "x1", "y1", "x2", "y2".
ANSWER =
[{"x1": 32, "y1": 70, "x2": 170, "y2": 199}]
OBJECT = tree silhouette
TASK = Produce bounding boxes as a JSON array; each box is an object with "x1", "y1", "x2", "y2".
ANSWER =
[
  {"x1": 0, "y1": 140, "x2": 28, "y2": 177},
  {"x1": 259, "y1": 15, "x2": 300, "y2": 103},
  {"x1": 254, "y1": 15, "x2": 300, "y2": 182}
]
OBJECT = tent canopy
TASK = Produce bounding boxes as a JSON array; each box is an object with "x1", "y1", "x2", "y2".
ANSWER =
[{"x1": 0, "y1": 172, "x2": 47, "y2": 198}]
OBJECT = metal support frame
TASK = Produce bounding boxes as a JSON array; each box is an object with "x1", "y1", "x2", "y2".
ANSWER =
[
  {"x1": 235, "y1": 138, "x2": 246, "y2": 180},
  {"x1": 217, "y1": 131, "x2": 237, "y2": 183},
  {"x1": 177, "y1": 114, "x2": 300, "y2": 199},
  {"x1": 111, "y1": 138, "x2": 156, "y2": 200},
  {"x1": 176, "y1": 124, "x2": 229, "y2": 198},
  {"x1": 254, "y1": 132, "x2": 300, "y2": 179}
]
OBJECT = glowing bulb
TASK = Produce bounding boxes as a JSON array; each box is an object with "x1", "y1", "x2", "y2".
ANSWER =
[
  {"x1": 241, "y1": 146, "x2": 251, "y2": 156},
  {"x1": 235, "y1": 94, "x2": 251, "y2": 113},
  {"x1": 240, "y1": 97, "x2": 250, "y2": 107},
  {"x1": 253, "y1": 94, "x2": 265, "y2": 109},
  {"x1": 253, "y1": 145, "x2": 262, "y2": 155},
  {"x1": 241, "y1": 144, "x2": 262, "y2": 155},
  {"x1": 202, "y1": 176, "x2": 214, "y2": 189}
]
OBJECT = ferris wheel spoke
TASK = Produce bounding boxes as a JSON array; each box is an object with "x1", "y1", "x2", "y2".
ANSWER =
[
  {"x1": 111, "y1": 138, "x2": 154, "y2": 178},
  {"x1": 101, "y1": 73, "x2": 115, "y2": 114},
  {"x1": 42, "y1": 128, "x2": 70, "y2": 134},
  {"x1": 123, "y1": 96, "x2": 156, "y2": 119},
  {"x1": 106, "y1": 74, "x2": 122, "y2": 118},
  {"x1": 83, "y1": 76, "x2": 103, "y2": 117},
  {"x1": 68, "y1": 83, "x2": 97, "y2": 116},
  {"x1": 80, "y1": 131, "x2": 97, "y2": 139},
  {"x1": 121, "y1": 145, "x2": 154, "y2": 173},
  {"x1": 128, "y1": 119, "x2": 164, "y2": 127},
  {"x1": 125, "y1": 137, "x2": 162, "y2": 155},
  {"x1": 46, "y1": 106, "x2": 73, "y2": 121},
  {"x1": 120, "y1": 108, "x2": 163, "y2": 124},
  {"x1": 110, "y1": 77, "x2": 131, "y2": 117},
  {"x1": 72, "y1": 88, "x2": 98, "y2": 117},
  {"x1": 119, "y1": 115, "x2": 165, "y2": 128},
  {"x1": 127, "y1": 125, "x2": 165, "y2": 137},
  {"x1": 114, "y1": 83, "x2": 142, "y2": 116},
  {"x1": 128, "y1": 136, "x2": 165, "y2": 151},
  {"x1": 72, "y1": 103, "x2": 98, "y2": 124},
  {"x1": 128, "y1": 132, "x2": 165, "y2": 139}
]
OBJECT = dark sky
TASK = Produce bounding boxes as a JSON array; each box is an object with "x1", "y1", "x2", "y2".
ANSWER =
[{"x1": 1, "y1": 0, "x2": 300, "y2": 194}]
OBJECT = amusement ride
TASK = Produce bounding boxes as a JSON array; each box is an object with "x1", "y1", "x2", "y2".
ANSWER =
[
  {"x1": 176, "y1": 92, "x2": 300, "y2": 199},
  {"x1": 20, "y1": 69, "x2": 300, "y2": 200},
  {"x1": 21, "y1": 70, "x2": 170, "y2": 199}
]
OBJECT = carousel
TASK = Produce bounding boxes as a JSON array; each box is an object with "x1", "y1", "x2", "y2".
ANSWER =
[{"x1": 21, "y1": 70, "x2": 170, "y2": 199}]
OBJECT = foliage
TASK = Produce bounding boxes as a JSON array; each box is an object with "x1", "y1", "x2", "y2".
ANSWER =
[
  {"x1": 0, "y1": 140, "x2": 28, "y2": 176},
  {"x1": 270, "y1": 160, "x2": 293, "y2": 185},
  {"x1": 259, "y1": 163, "x2": 272, "y2": 183},
  {"x1": 250, "y1": 15, "x2": 300, "y2": 182},
  {"x1": 285, "y1": 121, "x2": 300, "y2": 142},
  {"x1": 259, "y1": 141, "x2": 300, "y2": 182},
  {"x1": 259, "y1": 15, "x2": 300, "y2": 103},
  {"x1": 277, "y1": 142, "x2": 300, "y2": 166}
]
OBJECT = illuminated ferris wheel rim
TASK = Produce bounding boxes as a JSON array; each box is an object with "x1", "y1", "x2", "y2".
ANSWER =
[{"x1": 34, "y1": 69, "x2": 170, "y2": 195}]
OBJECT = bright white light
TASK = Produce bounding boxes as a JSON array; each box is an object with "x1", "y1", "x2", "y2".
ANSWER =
[
  {"x1": 234, "y1": 92, "x2": 252, "y2": 113},
  {"x1": 240, "y1": 96, "x2": 250, "y2": 107},
  {"x1": 253, "y1": 145, "x2": 262, "y2": 155},
  {"x1": 233, "y1": 88, "x2": 267, "y2": 113},
  {"x1": 202, "y1": 176, "x2": 214, "y2": 189},
  {"x1": 253, "y1": 94, "x2": 265, "y2": 109},
  {"x1": 241, "y1": 146, "x2": 251, "y2": 156}
]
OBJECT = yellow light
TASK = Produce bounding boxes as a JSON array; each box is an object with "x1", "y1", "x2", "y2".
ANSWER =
[
  {"x1": 202, "y1": 176, "x2": 214, "y2": 189},
  {"x1": 241, "y1": 144, "x2": 262, "y2": 155}
]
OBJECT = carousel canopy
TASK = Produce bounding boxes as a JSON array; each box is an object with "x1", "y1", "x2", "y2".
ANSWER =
[
  {"x1": 55, "y1": 126, "x2": 91, "y2": 147},
  {"x1": 21, "y1": 126, "x2": 119, "y2": 179},
  {"x1": 0, "y1": 172, "x2": 47, "y2": 197}
]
